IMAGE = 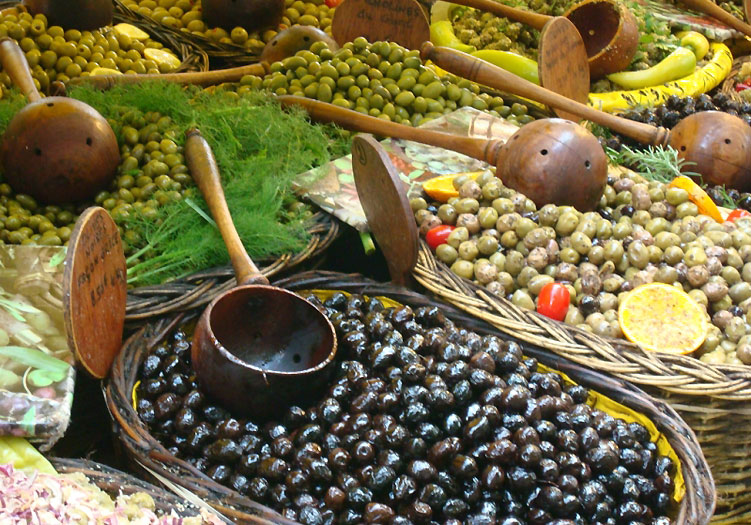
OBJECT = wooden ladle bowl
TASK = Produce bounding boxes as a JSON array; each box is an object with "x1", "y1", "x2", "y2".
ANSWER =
[
  {"x1": 0, "y1": 38, "x2": 119, "y2": 204},
  {"x1": 278, "y1": 96, "x2": 608, "y2": 211},
  {"x1": 184, "y1": 129, "x2": 337, "y2": 419},
  {"x1": 23, "y1": 0, "x2": 113, "y2": 30}
]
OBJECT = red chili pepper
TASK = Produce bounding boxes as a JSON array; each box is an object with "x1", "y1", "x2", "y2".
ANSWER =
[
  {"x1": 426, "y1": 225, "x2": 455, "y2": 250},
  {"x1": 325, "y1": 0, "x2": 342, "y2": 7},
  {"x1": 735, "y1": 82, "x2": 751, "y2": 92},
  {"x1": 536, "y1": 282, "x2": 570, "y2": 322},
  {"x1": 726, "y1": 208, "x2": 751, "y2": 222}
]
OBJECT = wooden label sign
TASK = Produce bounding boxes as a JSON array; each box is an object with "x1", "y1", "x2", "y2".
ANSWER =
[
  {"x1": 331, "y1": 0, "x2": 430, "y2": 50},
  {"x1": 63, "y1": 207, "x2": 127, "y2": 379},
  {"x1": 352, "y1": 134, "x2": 418, "y2": 286},
  {"x1": 538, "y1": 17, "x2": 590, "y2": 122}
]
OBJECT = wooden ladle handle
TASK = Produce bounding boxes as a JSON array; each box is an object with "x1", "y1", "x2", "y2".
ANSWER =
[
  {"x1": 277, "y1": 95, "x2": 504, "y2": 165},
  {"x1": 184, "y1": 129, "x2": 269, "y2": 286},
  {"x1": 451, "y1": 0, "x2": 551, "y2": 30},
  {"x1": 0, "y1": 38, "x2": 41, "y2": 103},
  {"x1": 680, "y1": 0, "x2": 751, "y2": 37},
  {"x1": 67, "y1": 63, "x2": 267, "y2": 90},
  {"x1": 420, "y1": 42, "x2": 670, "y2": 147}
]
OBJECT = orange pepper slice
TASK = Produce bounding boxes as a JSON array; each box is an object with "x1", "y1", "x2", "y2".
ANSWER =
[
  {"x1": 422, "y1": 172, "x2": 483, "y2": 202},
  {"x1": 667, "y1": 175, "x2": 723, "y2": 222}
]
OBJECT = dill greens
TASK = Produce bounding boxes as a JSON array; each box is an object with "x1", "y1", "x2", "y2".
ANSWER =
[{"x1": 60, "y1": 82, "x2": 350, "y2": 286}]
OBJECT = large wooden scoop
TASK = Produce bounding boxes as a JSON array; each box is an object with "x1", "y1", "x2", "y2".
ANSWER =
[
  {"x1": 185, "y1": 129, "x2": 337, "y2": 419},
  {"x1": 279, "y1": 95, "x2": 608, "y2": 211},
  {"x1": 0, "y1": 38, "x2": 119, "y2": 204},
  {"x1": 422, "y1": 42, "x2": 751, "y2": 191},
  {"x1": 450, "y1": 0, "x2": 638, "y2": 78},
  {"x1": 23, "y1": 0, "x2": 112, "y2": 30}
]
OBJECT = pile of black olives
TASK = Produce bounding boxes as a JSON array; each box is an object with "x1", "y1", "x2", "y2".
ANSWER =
[{"x1": 136, "y1": 292, "x2": 677, "y2": 525}]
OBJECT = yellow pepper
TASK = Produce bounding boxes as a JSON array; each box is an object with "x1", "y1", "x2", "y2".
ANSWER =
[
  {"x1": 607, "y1": 47, "x2": 697, "y2": 90},
  {"x1": 430, "y1": 21, "x2": 476, "y2": 54},
  {"x1": 668, "y1": 176, "x2": 723, "y2": 223},
  {"x1": 677, "y1": 31, "x2": 710, "y2": 60},
  {"x1": 471, "y1": 49, "x2": 540, "y2": 85},
  {"x1": 589, "y1": 43, "x2": 733, "y2": 113}
]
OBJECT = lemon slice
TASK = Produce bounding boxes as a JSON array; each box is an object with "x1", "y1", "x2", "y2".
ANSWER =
[
  {"x1": 144, "y1": 48, "x2": 181, "y2": 72},
  {"x1": 618, "y1": 282, "x2": 709, "y2": 354},
  {"x1": 113, "y1": 23, "x2": 150, "y2": 42},
  {"x1": 422, "y1": 171, "x2": 483, "y2": 202},
  {"x1": 90, "y1": 67, "x2": 123, "y2": 76}
]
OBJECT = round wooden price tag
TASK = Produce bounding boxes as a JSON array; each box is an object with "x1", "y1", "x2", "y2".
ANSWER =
[
  {"x1": 332, "y1": 0, "x2": 430, "y2": 51},
  {"x1": 63, "y1": 207, "x2": 127, "y2": 379},
  {"x1": 352, "y1": 134, "x2": 418, "y2": 286}
]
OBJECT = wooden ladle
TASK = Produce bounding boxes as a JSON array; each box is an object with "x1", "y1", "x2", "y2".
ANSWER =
[
  {"x1": 422, "y1": 42, "x2": 751, "y2": 192},
  {"x1": 0, "y1": 38, "x2": 119, "y2": 204},
  {"x1": 451, "y1": 0, "x2": 639, "y2": 78},
  {"x1": 67, "y1": 26, "x2": 339, "y2": 90},
  {"x1": 278, "y1": 95, "x2": 608, "y2": 211},
  {"x1": 679, "y1": 0, "x2": 751, "y2": 39},
  {"x1": 185, "y1": 129, "x2": 337, "y2": 419}
]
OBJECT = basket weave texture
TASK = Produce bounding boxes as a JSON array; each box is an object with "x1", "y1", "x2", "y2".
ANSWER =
[
  {"x1": 720, "y1": 56, "x2": 747, "y2": 104},
  {"x1": 105, "y1": 270, "x2": 715, "y2": 525},
  {"x1": 50, "y1": 457, "x2": 225, "y2": 520},
  {"x1": 412, "y1": 239, "x2": 749, "y2": 522}
]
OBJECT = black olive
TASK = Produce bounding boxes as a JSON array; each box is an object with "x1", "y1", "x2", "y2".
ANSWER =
[
  {"x1": 464, "y1": 416, "x2": 491, "y2": 442},
  {"x1": 443, "y1": 498, "x2": 469, "y2": 519},
  {"x1": 366, "y1": 464, "x2": 395, "y2": 493},
  {"x1": 207, "y1": 464, "x2": 231, "y2": 484},
  {"x1": 363, "y1": 502, "x2": 395, "y2": 522},
  {"x1": 247, "y1": 476, "x2": 269, "y2": 500},
  {"x1": 485, "y1": 439, "x2": 517, "y2": 464},
  {"x1": 154, "y1": 392, "x2": 181, "y2": 420},
  {"x1": 257, "y1": 457, "x2": 288, "y2": 480},
  {"x1": 202, "y1": 404, "x2": 230, "y2": 423},
  {"x1": 406, "y1": 499, "x2": 433, "y2": 522},
  {"x1": 538, "y1": 458, "x2": 559, "y2": 481},
  {"x1": 298, "y1": 506, "x2": 323, "y2": 525},
  {"x1": 296, "y1": 424, "x2": 323, "y2": 445},
  {"x1": 539, "y1": 440, "x2": 555, "y2": 459},
  {"x1": 482, "y1": 464, "x2": 505, "y2": 490},
  {"x1": 452, "y1": 380, "x2": 472, "y2": 404},
  {"x1": 653, "y1": 456, "x2": 675, "y2": 477},
  {"x1": 141, "y1": 377, "x2": 167, "y2": 398},
  {"x1": 450, "y1": 455, "x2": 479, "y2": 479},
  {"x1": 352, "y1": 441, "x2": 375, "y2": 463},
  {"x1": 390, "y1": 474, "x2": 418, "y2": 502},
  {"x1": 507, "y1": 466, "x2": 536, "y2": 492},
  {"x1": 580, "y1": 426, "x2": 600, "y2": 449},
  {"x1": 142, "y1": 354, "x2": 161, "y2": 378},
  {"x1": 463, "y1": 476, "x2": 482, "y2": 503},
  {"x1": 616, "y1": 500, "x2": 647, "y2": 522},
  {"x1": 137, "y1": 398, "x2": 156, "y2": 424}
]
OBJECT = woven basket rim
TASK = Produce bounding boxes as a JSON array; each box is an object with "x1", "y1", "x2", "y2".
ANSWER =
[
  {"x1": 105, "y1": 270, "x2": 715, "y2": 525},
  {"x1": 49, "y1": 457, "x2": 227, "y2": 521},
  {"x1": 414, "y1": 238, "x2": 751, "y2": 400},
  {"x1": 124, "y1": 211, "x2": 340, "y2": 323}
]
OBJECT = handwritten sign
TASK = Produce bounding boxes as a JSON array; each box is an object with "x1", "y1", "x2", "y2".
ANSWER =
[
  {"x1": 331, "y1": 0, "x2": 430, "y2": 51},
  {"x1": 63, "y1": 207, "x2": 127, "y2": 379}
]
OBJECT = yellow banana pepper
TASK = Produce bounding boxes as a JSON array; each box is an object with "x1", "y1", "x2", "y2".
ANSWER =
[
  {"x1": 677, "y1": 31, "x2": 710, "y2": 60},
  {"x1": 471, "y1": 49, "x2": 540, "y2": 85},
  {"x1": 607, "y1": 47, "x2": 697, "y2": 90},
  {"x1": 430, "y1": 21, "x2": 476, "y2": 54},
  {"x1": 590, "y1": 43, "x2": 733, "y2": 113}
]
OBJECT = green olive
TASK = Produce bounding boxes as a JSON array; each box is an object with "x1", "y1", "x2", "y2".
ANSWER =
[
  {"x1": 436, "y1": 244, "x2": 458, "y2": 264},
  {"x1": 451, "y1": 259, "x2": 474, "y2": 280}
]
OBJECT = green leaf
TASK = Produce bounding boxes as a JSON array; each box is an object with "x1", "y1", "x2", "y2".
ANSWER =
[
  {"x1": 49, "y1": 248, "x2": 67, "y2": 268},
  {"x1": 0, "y1": 346, "x2": 69, "y2": 374},
  {"x1": 28, "y1": 369, "x2": 60, "y2": 387},
  {"x1": 19, "y1": 405, "x2": 36, "y2": 436}
]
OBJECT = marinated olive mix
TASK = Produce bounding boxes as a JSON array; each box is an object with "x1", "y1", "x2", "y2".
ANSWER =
[
  {"x1": 120, "y1": 0, "x2": 333, "y2": 55},
  {"x1": 137, "y1": 293, "x2": 677, "y2": 524},
  {"x1": 414, "y1": 169, "x2": 751, "y2": 366},
  {"x1": 0, "y1": 11, "x2": 181, "y2": 97},
  {"x1": 256, "y1": 39, "x2": 534, "y2": 127}
]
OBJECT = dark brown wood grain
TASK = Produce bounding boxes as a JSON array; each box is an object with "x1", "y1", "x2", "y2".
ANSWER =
[
  {"x1": 537, "y1": 17, "x2": 590, "y2": 121},
  {"x1": 331, "y1": 0, "x2": 430, "y2": 50},
  {"x1": 351, "y1": 134, "x2": 418, "y2": 286},
  {"x1": 23, "y1": 0, "x2": 112, "y2": 30},
  {"x1": 63, "y1": 207, "x2": 127, "y2": 379}
]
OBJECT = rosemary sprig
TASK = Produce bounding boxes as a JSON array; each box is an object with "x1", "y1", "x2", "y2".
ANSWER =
[{"x1": 606, "y1": 144, "x2": 700, "y2": 184}]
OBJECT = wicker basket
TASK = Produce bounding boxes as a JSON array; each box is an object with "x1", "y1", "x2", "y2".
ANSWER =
[
  {"x1": 411, "y1": 237, "x2": 751, "y2": 522},
  {"x1": 105, "y1": 270, "x2": 714, "y2": 525},
  {"x1": 719, "y1": 56, "x2": 747, "y2": 104},
  {"x1": 113, "y1": 0, "x2": 265, "y2": 66},
  {"x1": 124, "y1": 211, "x2": 340, "y2": 323},
  {"x1": 49, "y1": 457, "x2": 230, "y2": 521}
]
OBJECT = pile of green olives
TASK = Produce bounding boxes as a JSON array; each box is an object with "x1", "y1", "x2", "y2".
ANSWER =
[
  {"x1": 413, "y1": 170, "x2": 751, "y2": 366},
  {"x1": 121, "y1": 0, "x2": 334, "y2": 54},
  {"x1": 0, "y1": 10, "x2": 182, "y2": 97},
  {"x1": 258, "y1": 38, "x2": 536, "y2": 127}
]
